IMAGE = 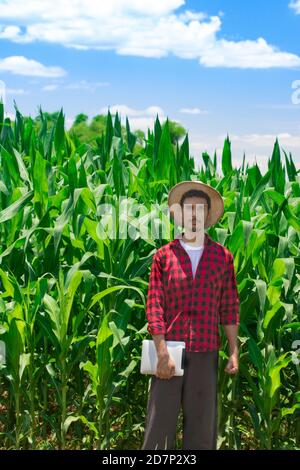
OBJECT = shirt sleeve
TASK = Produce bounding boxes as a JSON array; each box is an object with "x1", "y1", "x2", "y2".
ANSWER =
[
  {"x1": 146, "y1": 252, "x2": 167, "y2": 335},
  {"x1": 219, "y1": 251, "x2": 240, "y2": 325}
]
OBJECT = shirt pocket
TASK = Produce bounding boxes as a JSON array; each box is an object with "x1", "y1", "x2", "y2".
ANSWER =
[
  {"x1": 165, "y1": 309, "x2": 185, "y2": 336},
  {"x1": 207, "y1": 263, "x2": 224, "y2": 291}
]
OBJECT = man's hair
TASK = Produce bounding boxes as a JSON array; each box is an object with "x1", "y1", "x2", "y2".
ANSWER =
[{"x1": 179, "y1": 189, "x2": 211, "y2": 211}]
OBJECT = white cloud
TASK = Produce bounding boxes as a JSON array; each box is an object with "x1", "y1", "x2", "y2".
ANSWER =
[
  {"x1": 99, "y1": 104, "x2": 164, "y2": 117},
  {"x1": 41, "y1": 80, "x2": 110, "y2": 92},
  {"x1": 0, "y1": 1, "x2": 299, "y2": 68},
  {"x1": 199, "y1": 37, "x2": 300, "y2": 68},
  {"x1": 3, "y1": 111, "x2": 15, "y2": 120},
  {"x1": 65, "y1": 116, "x2": 75, "y2": 130},
  {"x1": 0, "y1": 0, "x2": 186, "y2": 20},
  {"x1": 0, "y1": 25, "x2": 22, "y2": 39},
  {"x1": 289, "y1": 1, "x2": 300, "y2": 14},
  {"x1": 228, "y1": 132, "x2": 300, "y2": 148},
  {"x1": 42, "y1": 84, "x2": 59, "y2": 91},
  {"x1": 180, "y1": 107, "x2": 209, "y2": 114},
  {"x1": 0, "y1": 55, "x2": 66, "y2": 77},
  {"x1": 64, "y1": 80, "x2": 110, "y2": 91},
  {"x1": 5, "y1": 87, "x2": 29, "y2": 95}
]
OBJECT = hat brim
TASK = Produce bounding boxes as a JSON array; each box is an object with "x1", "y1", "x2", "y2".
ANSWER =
[{"x1": 168, "y1": 180, "x2": 224, "y2": 229}]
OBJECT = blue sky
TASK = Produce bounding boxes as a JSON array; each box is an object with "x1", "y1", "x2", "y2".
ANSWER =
[{"x1": 0, "y1": 0, "x2": 300, "y2": 173}]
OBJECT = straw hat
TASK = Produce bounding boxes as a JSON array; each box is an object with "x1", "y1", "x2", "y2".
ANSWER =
[{"x1": 168, "y1": 180, "x2": 224, "y2": 229}]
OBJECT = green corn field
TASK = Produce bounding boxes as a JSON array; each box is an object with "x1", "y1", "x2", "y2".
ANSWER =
[{"x1": 0, "y1": 101, "x2": 299, "y2": 450}]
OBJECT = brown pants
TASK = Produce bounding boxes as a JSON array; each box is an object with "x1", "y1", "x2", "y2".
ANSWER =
[{"x1": 141, "y1": 350, "x2": 219, "y2": 450}]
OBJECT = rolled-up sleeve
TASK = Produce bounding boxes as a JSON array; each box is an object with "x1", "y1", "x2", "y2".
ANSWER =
[
  {"x1": 146, "y1": 252, "x2": 167, "y2": 335},
  {"x1": 219, "y1": 251, "x2": 240, "y2": 325}
]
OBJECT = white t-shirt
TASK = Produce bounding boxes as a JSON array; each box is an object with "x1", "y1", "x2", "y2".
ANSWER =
[{"x1": 179, "y1": 239, "x2": 204, "y2": 278}]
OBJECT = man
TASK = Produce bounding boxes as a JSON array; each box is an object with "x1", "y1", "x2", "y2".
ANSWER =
[{"x1": 141, "y1": 180, "x2": 240, "y2": 450}]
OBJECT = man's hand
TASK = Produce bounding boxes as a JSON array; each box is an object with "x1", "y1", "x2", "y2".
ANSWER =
[
  {"x1": 156, "y1": 353, "x2": 175, "y2": 379},
  {"x1": 224, "y1": 352, "x2": 239, "y2": 374}
]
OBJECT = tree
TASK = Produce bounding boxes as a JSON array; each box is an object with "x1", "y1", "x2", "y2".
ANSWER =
[
  {"x1": 163, "y1": 119, "x2": 186, "y2": 145},
  {"x1": 73, "y1": 113, "x2": 88, "y2": 126}
]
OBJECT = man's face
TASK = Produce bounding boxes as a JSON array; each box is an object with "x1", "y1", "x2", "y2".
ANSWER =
[{"x1": 182, "y1": 196, "x2": 209, "y2": 231}]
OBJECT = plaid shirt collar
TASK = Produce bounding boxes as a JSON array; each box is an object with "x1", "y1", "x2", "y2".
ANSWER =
[
  {"x1": 169, "y1": 232, "x2": 213, "y2": 282},
  {"x1": 171, "y1": 231, "x2": 212, "y2": 255}
]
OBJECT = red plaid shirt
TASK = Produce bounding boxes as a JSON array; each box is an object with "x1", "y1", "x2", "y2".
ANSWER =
[{"x1": 145, "y1": 232, "x2": 240, "y2": 352}]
